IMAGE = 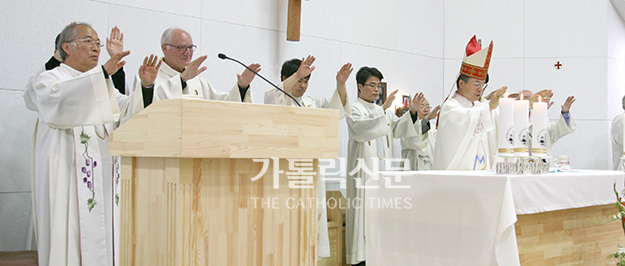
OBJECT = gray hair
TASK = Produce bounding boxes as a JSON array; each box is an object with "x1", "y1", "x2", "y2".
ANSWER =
[
  {"x1": 161, "y1": 27, "x2": 188, "y2": 45},
  {"x1": 57, "y1": 22, "x2": 91, "y2": 60}
]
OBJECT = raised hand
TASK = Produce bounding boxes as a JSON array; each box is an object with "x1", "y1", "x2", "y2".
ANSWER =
[
  {"x1": 103, "y1": 50, "x2": 130, "y2": 76},
  {"x1": 139, "y1": 54, "x2": 162, "y2": 87},
  {"x1": 383, "y1": 89, "x2": 399, "y2": 110},
  {"x1": 529, "y1": 89, "x2": 553, "y2": 106},
  {"x1": 488, "y1": 86, "x2": 508, "y2": 110},
  {"x1": 425, "y1": 105, "x2": 441, "y2": 121},
  {"x1": 180, "y1": 55, "x2": 207, "y2": 82},
  {"x1": 237, "y1": 63, "x2": 261, "y2": 88},
  {"x1": 336, "y1": 63, "x2": 353, "y2": 106},
  {"x1": 561, "y1": 96, "x2": 576, "y2": 113},
  {"x1": 106, "y1": 26, "x2": 124, "y2": 58},
  {"x1": 336, "y1": 63, "x2": 353, "y2": 84},
  {"x1": 297, "y1": 55, "x2": 316, "y2": 79},
  {"x1": 408, "y1": 92, "x2": 425, "y2": 114}
]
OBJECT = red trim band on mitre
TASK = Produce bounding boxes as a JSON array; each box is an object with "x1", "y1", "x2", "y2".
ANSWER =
[{"x1": 460, "y1": 63, "x2": 488, "y2": 80}]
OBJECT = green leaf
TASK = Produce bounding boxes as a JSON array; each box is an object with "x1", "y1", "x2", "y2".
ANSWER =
[
  {"x1": 115, "y1": 194, "x2": 119, "y2": 206},
  {"x1": 80, "y1": 131, "x2": 91, "y2": 144},
  {"x1": 87, "y1": 198, "x2": 97, "y2": 212}
]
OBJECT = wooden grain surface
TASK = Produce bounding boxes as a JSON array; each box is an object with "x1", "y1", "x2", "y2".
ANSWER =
[
  {"x1": 109, "y1": 99, "x2": 339, "y2": 159},
  {"x1": 120, "y1": 157, "x2": 319, "y2": 266},
  {"x1": 516, "y1": 204, "x2": 625, "y2": 266}
]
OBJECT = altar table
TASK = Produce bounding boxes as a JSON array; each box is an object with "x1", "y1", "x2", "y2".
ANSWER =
[{"x1": 364, "y1": 170, "x2": 625, "y2": 265}]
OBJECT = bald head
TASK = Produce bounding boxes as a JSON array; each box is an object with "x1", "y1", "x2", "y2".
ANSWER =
[{"x1": 520, "y1": 90, "x2": 532, "y2": 100}]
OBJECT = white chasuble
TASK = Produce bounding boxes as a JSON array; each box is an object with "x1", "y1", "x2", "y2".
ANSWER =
[
  {"x1": 433, "y1": 92, "x2": 495, "y2": 170},
  {"x1": 147, "y1": 61, "x2": 251, "y2": 102},
  {"x1": 401, "y1": 122, "x2": 437, "y2": 170},
  {"x1": 33, "y1": 63, "x2": 143, "y2": 266},
  {"x1": 345, "y1": 98, "x2": 418, "y2": 264}
]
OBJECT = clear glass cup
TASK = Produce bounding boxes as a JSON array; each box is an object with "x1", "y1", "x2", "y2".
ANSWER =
[{"x1": 556, "y1": 155, "x2": 571, "y2": 172}]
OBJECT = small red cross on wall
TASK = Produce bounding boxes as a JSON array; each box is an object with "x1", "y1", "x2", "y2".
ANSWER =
[{"x1": 555, "y1": 61, "x2": 562, "y2": 69}]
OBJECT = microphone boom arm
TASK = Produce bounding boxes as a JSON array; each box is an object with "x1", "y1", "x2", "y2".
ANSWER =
[{"x1": 218, "y1": 53, "x2": 302, "y2": 107}]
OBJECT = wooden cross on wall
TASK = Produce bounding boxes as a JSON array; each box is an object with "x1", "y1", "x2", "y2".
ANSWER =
[
  {"x1": 287, "y1": 0, "x2": 302, "y2": 41},
  {"x1": 555, "y1": 61, "x2": 562, "y2": 69}
]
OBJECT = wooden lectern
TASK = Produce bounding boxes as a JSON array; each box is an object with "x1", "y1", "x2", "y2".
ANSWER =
[{"x1": 108, "y1": 99, "x2": 339, "y2": 266}]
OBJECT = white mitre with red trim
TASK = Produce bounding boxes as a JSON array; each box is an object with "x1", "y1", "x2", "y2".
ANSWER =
[{"x1": 460, "y1": 35, "x2": 493, "y2": 80}]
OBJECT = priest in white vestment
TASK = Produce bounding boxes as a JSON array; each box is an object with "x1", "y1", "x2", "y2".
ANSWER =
[
  {"x1": 31, "y1": 23, "x2": 156, "y2": 266},
  {"x1": 433, "y1": 36, "x2": 507, "y2": 170},
  {"x1": 264, "y1": 55, "x2": 350, "y2": 116},
  {"x1": 264, "y1": 56, "x2": 352, "y2": 260},
  {"x1": 346, "y1": 66, "x2": 426, "y2": 265},
  {"x1": 398, "y1": 98, "x2": 440, "y2": 170},
  {"x1": 23, "y1": 27, "x2": 132, "y2": 251},
  {"x1": 612, "y1": 96, "x2": 625, "y2": 169},
  {"x1": 135, "y1": 28, "x2": 260, "y2": 105}
]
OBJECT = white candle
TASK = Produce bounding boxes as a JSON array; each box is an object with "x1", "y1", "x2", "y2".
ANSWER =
[
  {"x1": 514, "y1": 94, "x2": 530, "y2": 156},
  {"x1": 531, "y1": 96, "x2": 548, "y2": 157},
  {"x1": 498, "y1": 92, "x2": 514, "y2": 157}
]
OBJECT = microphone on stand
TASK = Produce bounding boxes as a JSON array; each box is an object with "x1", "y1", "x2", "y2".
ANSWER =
[{"x1": 218, "y1": 53, "x2": 301, "y2": 107}]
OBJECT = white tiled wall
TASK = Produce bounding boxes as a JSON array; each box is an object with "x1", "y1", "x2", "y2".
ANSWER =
[
  {"x1": 524, "y1": 0, "x2": 607, "y2": 58},
  {"x1": 0, "y1": 90, "x2": 37, "y2": 251},
  {"x1": 2, "y1": 0, "x2": 625, "y2": 251},
  {"x1": 443, "y1": 0, "x2": 525, "y2": 59},
  {"x1": 524, "y1": 57, "x2": 607, "y2": 120},
  {"x1": 551, "y1": 120, "x2": 612, "y2": 170},
  {"x1": 0, "y1": 193, "x2": 33, "y2": 251},
  {"x1": 608, "y1": 0, "x2": 625, "y2": 119}
]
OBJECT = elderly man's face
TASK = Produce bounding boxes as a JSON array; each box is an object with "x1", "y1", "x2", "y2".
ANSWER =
[
  {"x1": 65, "y1": 25, "x2": 101, "y2": 72},
  {"x1": 417, "y1": 99, "x2": 431, "y2": 119},
  {"x1": 162, "y1": 30, "x2": 194, "y2": 72}
]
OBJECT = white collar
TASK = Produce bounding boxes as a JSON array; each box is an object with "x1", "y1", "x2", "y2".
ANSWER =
[
  {"x1": 357, "y1": 97, "x2": 376, "y2": 107},
  {"x1": 452, "y1": 91, "x2": 475, "y2": 107},
  {"x1": 60, "y1": 63, "x2": 87, "y2": 77},
  {"x1": 160, "y1": 60, "x2": 182, "y2": 77}
]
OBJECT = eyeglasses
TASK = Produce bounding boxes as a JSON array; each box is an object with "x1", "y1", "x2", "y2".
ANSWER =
[
  {"x1": 73, "y1": 38, "x2": 103, "y2": 48},
  {"x1": 472, "y1": 81, "x2": 488, "y2": 89},
  {"x1": 363, "y1": 83, "x2": 384, "y2": 89},
  {"x1": 165, "y1": 43, "x2": 197, "y2": 52}
]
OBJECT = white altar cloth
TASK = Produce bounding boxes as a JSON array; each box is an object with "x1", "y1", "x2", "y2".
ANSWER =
[
  {"x1": 510, "y1": 170, "x2": 624, "y2": 214},
  {"x1": 364, "y1": 170, "x2": 625, "y2": 266}
]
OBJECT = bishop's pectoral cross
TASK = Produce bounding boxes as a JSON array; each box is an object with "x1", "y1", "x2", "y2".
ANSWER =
[{"x1": 287, "y1": 0, "x2": 302, "y2": 41}]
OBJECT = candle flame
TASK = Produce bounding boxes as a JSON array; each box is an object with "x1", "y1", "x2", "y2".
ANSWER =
[
  {"x1": 538, "y1": 95, "x2": 542, "y2": 102},
  {"x1": 520, "y1": 93, "x2": 524, "y2": 100},
  {"x1": 503, "y1": 91, "x2": 508, "y2": 98}
]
